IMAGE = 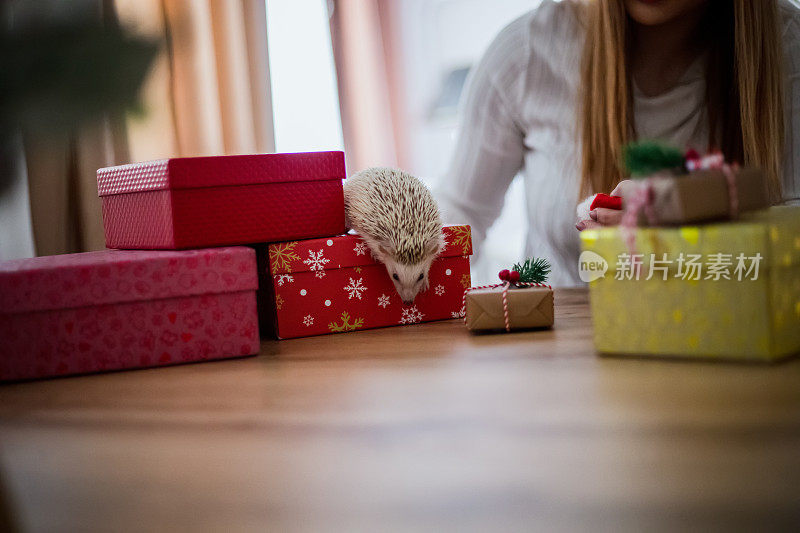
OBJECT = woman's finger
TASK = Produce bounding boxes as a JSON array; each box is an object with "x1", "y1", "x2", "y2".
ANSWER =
[
  {"x1": 590, "y1": 207, "x2": 623, "y2": 225},
  {"x1": 576, "y1": 219, "x2": 603, "y2": 231},
  {"x1": 610, "y1": 179, "x2": 637, "y2": 198}
]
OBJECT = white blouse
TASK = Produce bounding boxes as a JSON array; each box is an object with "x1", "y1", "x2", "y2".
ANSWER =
[{"x1": 436, "y1": 0, "x2": 800, "y2": 286}]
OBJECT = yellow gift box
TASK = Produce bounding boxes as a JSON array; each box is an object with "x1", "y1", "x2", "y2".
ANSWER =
[{"x1": 579, "y1": 206, "x2": 800, "y2": 361}]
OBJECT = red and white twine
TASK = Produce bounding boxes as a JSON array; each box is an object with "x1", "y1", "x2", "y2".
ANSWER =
[{"x1": 720, "y1": 163, "x2": 739, "y2": 219}]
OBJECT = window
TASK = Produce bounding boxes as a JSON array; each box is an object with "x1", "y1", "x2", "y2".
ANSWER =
[{"x1": 265, "y1": 0, "x2": 344, "y2": 153}]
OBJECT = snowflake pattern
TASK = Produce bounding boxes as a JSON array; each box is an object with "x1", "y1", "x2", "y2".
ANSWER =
[
  {"x1": 303, "y1": 315, "x2": 314, "y2": 327},
  {"x1": 275, "y1": 274, "x2": 294, "y2": 286},
  {"x1": 315, "y1": 270, "x2": 326, "y2": 279},
  {"x1": 434, "y1": 284, "x2": 445, "y2": 296},
  {"x1": 343, "y1": 277, "x2": 367, "y2": 299},
  {"x1": 303, "y1": 249, "x2": 330, "y2": 273},
  {"x1": 399, "y1": 306, "x2": 424, "y2": 324},
  {"x1": 451, "y1": 307, "x2": 465, "y2": 319},
  {"x1": 353, "y1": 241, "x2": 368, "y2": 256},
  {"x1": 378, "y1": 294, "x2": 391, "y2": 308},
  {"x1": 275, "y1": 294, "x2": 284, "y2": 310},
  {"x1": 269, "y1": 242, "x2": 300, "y2": 274},
  {"x1": 447, "y1": 226, "x2": 472, "y2": 254},
  {"x1": 328, "y1": 311, "x2": 364, "y2": 332},
  {"x1": 460, "y1": 274, "x2": 471, "y2": 289}
]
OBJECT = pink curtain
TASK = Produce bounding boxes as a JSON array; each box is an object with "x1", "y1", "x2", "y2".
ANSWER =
[
  {"x1": 329, "y1": 0, "x2": 408, "y2": 175},
  {"x1": 22, "y1": 0, "x2": 275, "y2": 256}
]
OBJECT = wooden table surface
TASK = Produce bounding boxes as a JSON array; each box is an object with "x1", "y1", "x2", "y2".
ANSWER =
[{"x1": 0, "y1": 289, "x2": 798, "y2": 532}]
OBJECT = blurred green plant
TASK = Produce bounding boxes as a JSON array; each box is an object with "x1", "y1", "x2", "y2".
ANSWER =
[
  {"x1": 0, "y1": 17, "x2": 160, "y2": 193},
  {"x1": 622, "y1": 141, "x2": 685, "y2": 178}
]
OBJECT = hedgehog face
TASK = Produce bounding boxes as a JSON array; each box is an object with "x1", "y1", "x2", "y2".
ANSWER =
[
  {"x1": 372, "y1": 237, "x2": 443, "y2": 305},
  {"x1": 383, "y1": 257, "x2": 435, "y2": 305}
]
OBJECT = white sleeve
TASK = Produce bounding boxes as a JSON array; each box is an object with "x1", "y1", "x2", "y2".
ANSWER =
[{"x1": 435, "y1": 17, "x2": 528, "y2": 252}]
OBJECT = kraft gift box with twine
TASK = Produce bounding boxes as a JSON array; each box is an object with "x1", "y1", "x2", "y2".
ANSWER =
[{"x1": 464, "y1": 258, "x2": 554, "y2": 333}]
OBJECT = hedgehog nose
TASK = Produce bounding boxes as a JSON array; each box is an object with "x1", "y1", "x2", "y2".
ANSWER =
[{"x1": 402, "y1": 299, "x2": 413, "y2": 305}]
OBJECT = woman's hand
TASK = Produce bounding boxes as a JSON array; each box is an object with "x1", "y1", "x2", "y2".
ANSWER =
[{"x1": 575, "y1": 180, "x2": 635, "y2": 230}]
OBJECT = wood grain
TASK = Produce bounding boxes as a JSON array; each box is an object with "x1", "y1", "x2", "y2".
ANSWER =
[{"x1": 0, "y1": 289, "x2": 798, "y2": 532}]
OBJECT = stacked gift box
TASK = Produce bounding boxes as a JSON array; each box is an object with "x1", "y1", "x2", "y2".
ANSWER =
[
  {"x1": 581, "y1": 205, "x2": 800, "y2": 362},
  {"x1": 1, "y1": 151, "x2": 472, "y2": 380},
  {"x1": 579, "y1": 146, "x2": 800, "y2": 362},
  {"x1": 259, "y1": 225, "x2": 472, "y2": 339}
]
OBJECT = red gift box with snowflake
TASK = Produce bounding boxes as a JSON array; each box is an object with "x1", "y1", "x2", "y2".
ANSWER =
[{"x1": 261, "y1": 225, "x2": 473, "y2": 339}]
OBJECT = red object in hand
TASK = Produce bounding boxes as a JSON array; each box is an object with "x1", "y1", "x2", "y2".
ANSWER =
[
  {"x1": 590, "y1": 193, "x2": 623, "y2": 211},
  {"x1": 508, "y1": 270, "x2": 520, "y2": 283}
]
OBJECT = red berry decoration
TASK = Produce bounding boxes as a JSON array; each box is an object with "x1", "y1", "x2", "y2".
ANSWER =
[
  {"x1": 498, "y1": 269, "x2": 510, "y2": 281},
  {"x1": 509, "y1": 270, "x2": 520, "y2": 283}
]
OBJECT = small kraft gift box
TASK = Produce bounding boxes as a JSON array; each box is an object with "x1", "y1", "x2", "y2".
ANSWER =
[
  {"x1": 98, "y1": 151, "x2": 346, "y2": 249},
  {"x1": 580, "y1": 206, "x2": 800, "y2": 362},
  {"x1": 0, "y1": 247, "x2": 260, "y2": 380},
  {"x1": 260, "y1": 225, "x2": 473, "y2": 339},
  {"x1": 593, "y1": 143, "x2": 771, "y2": 226},
  {"x1": 464, "y1": 258, "x2": 554, "y2": 332}
]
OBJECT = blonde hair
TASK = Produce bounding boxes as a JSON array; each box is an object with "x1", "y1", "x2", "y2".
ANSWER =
[{"x1": 580, "y1": 0, "x2": 784, "y2": 201}]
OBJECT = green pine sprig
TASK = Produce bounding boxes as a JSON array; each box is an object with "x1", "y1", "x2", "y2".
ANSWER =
[
  {"x1": 623, "y1": 141, "x2": 685, "y2": 178},
  {"x1": 512, "y1": 257, "x2": 551, "y2": 284}
]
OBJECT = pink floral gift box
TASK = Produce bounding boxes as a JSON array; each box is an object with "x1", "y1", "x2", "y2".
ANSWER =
[{"x1": 0, "y1": 247, "x2": 260, "y2": 381}]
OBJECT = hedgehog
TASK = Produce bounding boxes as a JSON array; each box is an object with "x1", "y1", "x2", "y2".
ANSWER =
[{"x1": 344, "y1": 167, "x2": 444, "y2": 305}]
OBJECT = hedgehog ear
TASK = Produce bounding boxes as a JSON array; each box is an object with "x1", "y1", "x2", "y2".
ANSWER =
[
  {"x1": 425, "y1": 238, "x2": 444, "y2": 257},
  {"x1": 376, "y1": 243, "x2": 394, "y2": 260}
]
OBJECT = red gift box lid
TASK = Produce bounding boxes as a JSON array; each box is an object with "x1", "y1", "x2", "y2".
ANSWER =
[
  {"x1": 97, "y1": 151, "x2": 345, "y2": 196},
  {"x1": 268, "y1": 225, "x2": 473, "y2": 275},
  {"x1": 0, "y1": 247, "x2": 257, "y2": 314}
]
